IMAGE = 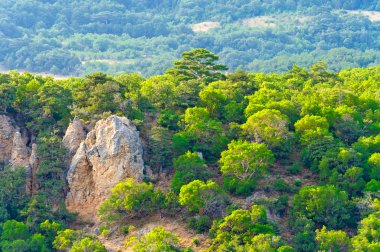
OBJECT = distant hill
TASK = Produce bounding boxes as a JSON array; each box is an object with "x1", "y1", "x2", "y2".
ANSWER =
[{"x1": 0, "y1": 0, "x2": 379, "y2": 76}]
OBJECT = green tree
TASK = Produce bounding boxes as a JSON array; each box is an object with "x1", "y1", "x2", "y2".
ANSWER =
[
  {"x1": 29, "y1": 234, "x2": 50, "y2": 252},
  {"x1": 199, "y1": 87, "x2": 227, "y2": 118},
  {"x1": 209, "y1": 205, "x2": 275, "y2": 251},
  {"x1": 294, "y1": 115, "x2": 331, "y2": 145},
  {"x1": 35, "y1": 81, "x2": 72, "y2": 132},
  {"x1": 245, "y1": 234, "x2": 283, "y2": 252},
  {"x1": 39, "y1": 220, "x2": 63, "y2": 247},
  {"x1": 351, "y1": 211, "x2": 380, "y2": 251},
  {"x1": 147, "y1": 127, "x2": 173, "y2": 173},
  {"x1": 342, "y1": 167, "x2": 366, "y2": 196},
  {"x1": 242, "y1": 109, "x2": 293, "y2": 152},
  {"x1": 315, "y1": 226, "x2": 351, "y2": 252},
  {"x1": 369, "y1": 153, "x2": 380, "y2": 180},
  {"x1": 53, "y1": 229, "x2": 104, "y2": 252},
  {"x1": 219, "y1": 140, "x2": 274, "y2": 180},
  {"x1": 182, "y1": 107, "x2": 228, "y2": 162},
  {"x1": 167, "y1": 48, "x2": 228, "y2": 84},
  {"x1": 178, "y1": 180, "x2": 226, "y2": 216},
  {"x1": 140, "y1": 75, "x2": 176, "y2": 110},
  {"x1": 291, "y1": 185, "x2": 356, "y2": 229},
  {"x1": 171, "y1": 151, "x2": 209, "y2": 193},
  {"x1": 0, "y1": 167, "x2": 28, "y2": 222},
  {"x1": 0, "y1": 77, "x2": 17, "y2": 112},
  {"x1": 126, "y1": 226, "x2": 186, "y2": 252},
  {"x1": 35, "y1": 132, "x2": 67, "y2": 210},
  {"x1": 72, "y1": 73, "x2": 126, "y2": 121},
  {"x1": 1, "y1": 220, "x2": 30, "y2": 241},
  {"x1": 98, "y1": 178, "x2": 164, "y2": 222},
  {"x1": 70, "y1": 238, "x2": 106, "y2": 252}
]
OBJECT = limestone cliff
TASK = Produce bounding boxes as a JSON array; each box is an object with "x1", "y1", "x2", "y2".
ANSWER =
[
  {"x1": 65, "y1": 115, "x2": 144, "y2": 221},
  {"x1": 0, "y1": 115, "x2": 30, "y2": 168}
]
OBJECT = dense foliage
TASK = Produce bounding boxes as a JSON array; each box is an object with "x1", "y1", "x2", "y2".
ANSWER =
[
  {"x1": 0, "y1": 48, "x2": 379, "y2": 250},
  {"x1": 0, "y1": 1, "x2": 380, "y2": 75}
]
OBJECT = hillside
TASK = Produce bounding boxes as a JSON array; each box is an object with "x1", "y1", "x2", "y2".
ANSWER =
[
  {"x1": 0, "y1": 48, "x2": 379, "y2": 251},
  {"x1": 0, "y1": 0, "x2": 380, "y2": 76}
]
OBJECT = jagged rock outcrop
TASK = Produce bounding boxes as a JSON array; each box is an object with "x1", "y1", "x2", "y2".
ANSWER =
[
  {"x1": 65, "y1": 115, "x2": 144, "y2": 221},
  {"x1": 0, "y1": 115, "x2": 30, "y2": 168},
  {"x1": 63, "y1": 117, "x2": 87, "y2": 156}
]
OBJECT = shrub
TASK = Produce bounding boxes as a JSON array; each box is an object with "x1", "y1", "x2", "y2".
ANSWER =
[
  {"x1": 364, "y1": 179, "x2": 380, "y2": 192},
  {"x1": 294, "y1": 179, "x2": 302, "y2": 187},
  {"x1": 98, "y1": 178, "x2": 165, "y2": 222},
  {"x1": 291, "y1": 185, "x2": 357, "y2": 229},
  {"x1": 170, "y1": 151, "x2": 209, "y2": 193},
  {"x1": 222, "y1": 176, "x2": 255, "y2": 196},
  {"x1": 126, "y1": 226, "x2": 186, "y2": 252},
  {"x1": 188, "y1": 215, "x2": 212, "y2": 233},
  {"x1": 179, "y1": 180, "x2": 228, "y2": 217},
  {"x1": 272, "y1": 196, "x2": 289, "y2": 217},
  {"x1": 273, "y1": 178, "x2": 292, "y2": 192},
  {"x1": 287, "y1": 163, "x2": 301, "y2": 174},
  {"x1": 192, "y1": 238, "x2": 200, "y2": 246},
  {"x1": 208, "y1": 205, "x2": 276, "y2": 251}
]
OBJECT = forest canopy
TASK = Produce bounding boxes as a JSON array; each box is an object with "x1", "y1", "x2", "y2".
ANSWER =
[
  {"x1": 0, "y1": 0, "x2": 379, "y2": 76},
  {"x1": 0, "y1": 46, "x2": 379, "y2": 250}
]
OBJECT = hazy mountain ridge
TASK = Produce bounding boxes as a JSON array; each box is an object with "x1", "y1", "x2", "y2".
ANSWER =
[{"x1": 0, "y1": 0, "x2": 379, "y2": 76}]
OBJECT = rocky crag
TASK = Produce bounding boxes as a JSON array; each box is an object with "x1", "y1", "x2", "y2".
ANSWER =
[
  {"x1": 0, "y1": 114, "x2": 30, "y2": 168},
  {"x1": 0, "y1": 114, "x2": 145, "y2": 222},
  {"x1": 64, "y1": 115, "x2": 145, "y2": 221}
]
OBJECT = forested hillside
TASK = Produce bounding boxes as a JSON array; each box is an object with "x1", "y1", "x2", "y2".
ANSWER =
[
  {"x1": 0, "y1": 0, "x2": 380, "y2": 75},
  {"x1": 0, "y1": 49, "x2": 379, "y2": 251}
]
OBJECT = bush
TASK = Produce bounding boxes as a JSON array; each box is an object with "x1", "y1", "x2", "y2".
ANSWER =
[
  {"x1": 192, "y1": 238, "x2": 200, "y2": 246},
  {"x1": 223, "y1": 176, "x2": 255, "y2": 196},
  {"x1": 188, "y1": 215, "x2": 212, "y2": 233},
  {"x1": 170, "y1": 151, "x2": 209, "y2": 193},
  {"x1": 288, "y1": 163, "x2": 301, "y2": 174},
  {"x1": 272, "y1": 196, "x2": 289, "y2": 217},
  {"x1": 364, "y1": 179, "x2": 380, "y2": 192},
  {"x1": 179, "y1": 180, "x2": 228, "y2": 217},
  {"x1": 294, "y1": 179, "x2": 302, "y2": 187},
  {"x1": 273, "y1": 179, "x2": 292, "y2": 192},
  {"x1": 291, "y1": 185, "x2": 357, "y2": 229},
  {"x1": 208, "y1": 205, "x2": 276, "y2": 250},
  {"x1": 120, "y1": 225, "x2": 134, "y2": 235},
  {"x1": 98, "y1": 178, "x2": 165, "y2": 222},
  {"x1": 126, "y1": 226, "x2": 186, "y2": 252}
]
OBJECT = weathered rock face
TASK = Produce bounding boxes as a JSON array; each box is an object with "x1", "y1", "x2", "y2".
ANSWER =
[
  {"x1": 65, "y1": 115, "x2": 144, "y2": 221},
  {"x1": 63, "y1": 117, "x2": 87, "y2": 156},
  {"x1": 0, "y1": 115, "x2": 30, "y2": 168}
]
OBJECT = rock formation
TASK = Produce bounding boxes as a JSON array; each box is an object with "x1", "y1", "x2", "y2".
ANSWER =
[
  {"x1": 0, "y1": 115, "x2": 30, "y2": 168},
  {"x1": 62, "y1": 117, "x2": 87, "y2": 156},
  {"x1": 65, "y1": 115, "x2": 145, "y2": 221}
]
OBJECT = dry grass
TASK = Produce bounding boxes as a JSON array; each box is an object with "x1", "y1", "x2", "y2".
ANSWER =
[
  {"x1": 241, "y1": 16, "x2": 276, "y2": 28},
  {"x1": 349, "y1": 10, "x2": 380, "y2": 22},
  {"x1": 191, "y1": 21, "x2": 220, "y2": 32}
]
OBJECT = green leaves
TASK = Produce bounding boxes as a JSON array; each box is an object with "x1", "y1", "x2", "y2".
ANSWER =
[
  {"x1": 0, "y1": 167, "x2": 28, "y2": 223},
  {"x1": 291, "y1": 185, "x2": 356, "y2": 229},
  {"x1": 315, "y1": 226, "x2": 350, "y2": 252},
  {"x1": 167, "y1": 49, "x2": 228, "y2": 84},
  {"x1": 98, "y1": 178, "x2": 164, "y2": 222},
  {"x1": 126, "y1": 226, "x2": 186, "y2": 252},
  {"x1": 53, "y1": 229, "x2": 105, "y2": 252},
  {"x1": 219, "y1": 140, "x2": 274, "y2": 181},
  {"x1": 171, "y1": 151, "x2": 209, "y2": 193},
  {"x1": 294, "y1": 115, "x2": 331, "y2": 145},
  {"x1": 242, "y1": 109, "x2": 293, "y2": 151},
  {"x1": 179, "y1": 180, "x2": 225, "y2": 215},
  {"x1": 208, "y1": 205, "x2": 285, "y2": 251}
]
